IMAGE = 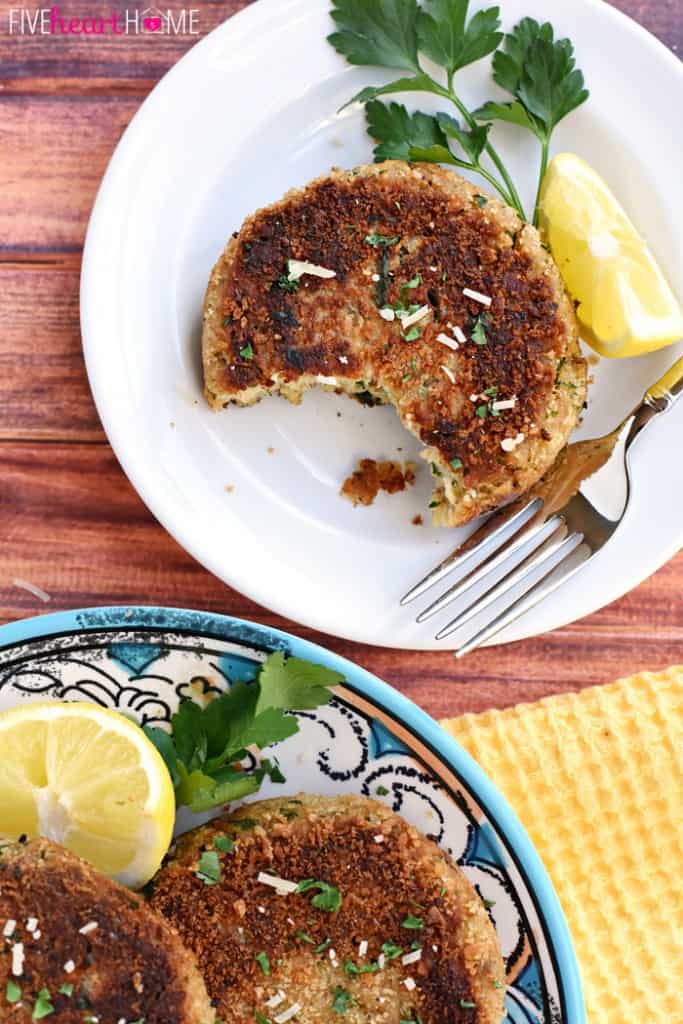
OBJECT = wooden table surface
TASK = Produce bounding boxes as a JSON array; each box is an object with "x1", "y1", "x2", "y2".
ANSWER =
[{"x1": 1, "y1": 0, "x2": 681, "y2": 720}]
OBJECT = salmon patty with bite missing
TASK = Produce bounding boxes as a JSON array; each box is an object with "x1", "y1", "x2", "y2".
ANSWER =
[
  {"x1": 0, "y1": 836, "x2": 213, "y2": 1024},
  {"x1": 150, "y1": 794, "x2": 506, "y2": 1024},
  {"x1": 203, "y1": 161, "x2": 586, "y2": 526}
]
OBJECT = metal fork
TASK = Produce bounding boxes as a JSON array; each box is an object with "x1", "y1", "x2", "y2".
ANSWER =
[{"x1": 402, "y1": 355, "x2": 683, "y2": 656}]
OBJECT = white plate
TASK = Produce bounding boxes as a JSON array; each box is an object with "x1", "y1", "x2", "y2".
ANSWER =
[{"x1": 81, "y1": 0, "x2": 683, "y2": 650}]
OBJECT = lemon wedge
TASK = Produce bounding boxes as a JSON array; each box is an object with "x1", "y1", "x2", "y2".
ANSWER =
[
  {"x1": 539, "y1": 153, "x2": 683, "y2": 357},
  {"x1": 0, "y1": 701, "x2": 175, "y2": 888}
]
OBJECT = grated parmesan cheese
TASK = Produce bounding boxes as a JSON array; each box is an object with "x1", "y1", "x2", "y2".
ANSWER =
[
  {"x1": 501, "y1": 433, "x2": 525, "y2": 452},
  {"x1": 452, "y1": 325, "x2": 467, "y2": 344},
  {"x1": 287, "y1": 259, "x2": 336, "y2": 282},
  {"x1": 401, "y1": 949, "x2": 422, "y2": 966},
  {"x1": 358, "y1": 940, "x2": 368, "y2": 958},
  {"x1": 436, "y1": 333, "x2": 459, "y2": 352},
  {"x1": 11, "y1": 943, "x2": 24, "y2": 976},
  {"x1": 274, "y1": 1004, "x2": 302, "y2": 1023},
  {"x1": 398, "y1": 305, "x2": 431, "y2": 330},
  {"x1": 441, "y1": 365, "x2": 456, "y2": 385},
  {"x1": 78, "y1": 921, "x2": 99, "y2": 935},
  {"x1": 492, "y1": 397, "x2": 517, "y2": 412},
  {"x1": 64, "y1": 960, "x2": 76, "y2": 974},
  {"x1": 463, "y1": 287, "x2": 492, "y2": 306},
  {"x1": 265, "y1": 992, "x2": 286, "y2": 1009},
  {"x1": 257, "y1": 872, "x2": 298, "y2": 895},
  {"x1": 404, "y1": 977, "x2": 416, "y2": 991},
  {"x1": 12, "y1": 578, "x2": 51, "y2": 603},
  {"x1": 3, "y1": 919, "x2": 16, "y2": 938},
  {"x1": 379, "y1": 307, "x2": 396, "y2": 322}
]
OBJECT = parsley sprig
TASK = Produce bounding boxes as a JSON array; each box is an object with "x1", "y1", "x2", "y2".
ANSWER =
[
  {"x1": 474, "y1": 17, "x2": 589, "y2": 222},
  {"x1": 329, "y1": 0, "x2": 588, "y2": 224},
  {"x1": 144, "y1": 652, "x2": 341, "y2": 813}
]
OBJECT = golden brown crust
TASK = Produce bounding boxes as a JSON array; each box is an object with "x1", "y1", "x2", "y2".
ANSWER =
[
  {"x1": 150, "y1": 793, "x2": 506, "y2": 1024},
  {"x1": 0, "y1": 836, "x2": 213, "y2": 1024},
  {"x1": 341, "y1": 458, "x2": 416, "y2": 507},
  {"x1": 203, "y1": 162, "x2": 586, "y2": 526}
]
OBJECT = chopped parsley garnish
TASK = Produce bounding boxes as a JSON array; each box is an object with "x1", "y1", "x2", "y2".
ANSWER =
[
  {"x1": 277, "y1": 275, "x2": 300, "y2": 293},
  {"x1": 295, "y1": 930, "x2": 316, "y2": 944},
  {"x1": 57, "y1": 984, "x2": 74, "y2": 997},
  {"x1": 401, "y1": 913, "x2": 424, "y2": 930},
  {"x1": 493, "y1": 980, "x2": 503, "y2": 989},
  {"x1": 232, "y1": 818, "x2": 258, "y2": 831},
  {"x1": 460, "y1": 999, "x2": 477, "y2": 1009},
  {"x1": 196, "y1": 850, "x2": 222, "y2": 886},
  {"x1": 483, "y1": 899, "x2": 496, "y2": 909},
  {"x1": 255, "y1": 952, "x2": 271, "y2": 975},
  {"x1": 400, "y1": 1017, "x2": 424, "y2": 1024},
  {"x1": 365, "y1": 233, "x2": 400, "y2": 247},
  {"x1": 314, "y1": 938, "x2": 332, "y2": 954},
  {"x1": 344, "y1": 959, "x2": 379, "y2": 976},
  {"x1": 450, "y1": 458, "x2": 463, "y2": 471},
  {"x1": 375, "y1": 785, "x2": 390, "y2": 796},
  {"x1": 143, "y1": 652, "x2": 340, "y2": 814},
  {"x1": 403, "y1": 273, "x2": 422, "y2": 291},
  {"x1": 240, "y1": 343, "x2": 254, "y2": 361},
  {"x1": 474, "y1": 195, "x2": 488, "y2": 207},
  {"x1": 475, "y1": 404, "x2": 489, "y2": 418},
  {"x1": 32, "y1": 989, "x2": 54, "y2": 1020},
  {"x1": 380, "y1": 941, "x2": 403, "y2": 960},
  {"x1": 331, "y1": 987, "x2": 357, "y2": 1014},
  {"x1": 5, "y1": 981, "x2": 21, "y2": 1003},
  {"x1": 297, "y1": 879, "x2": 342, "y2": 913},
  {"x1": 214, "y1": 835, "x2": 236, "y2": 853},
  {"x1": 255, "y1": 1014, "x2": 270, "y2": 1024},
  {"x1": 483, "y1": 386, "x2": 498, "y2": 398},
  {"x1": 403, "y1": 326, "x2": 421, "y2": 342},
  {"x1": 471, "y1": 315, "x2": 489, "y2": 346}
]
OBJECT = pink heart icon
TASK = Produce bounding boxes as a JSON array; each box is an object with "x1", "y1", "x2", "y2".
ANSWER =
[{"x1": 143, "y1": 16, "x2": 162, "y2": 31}]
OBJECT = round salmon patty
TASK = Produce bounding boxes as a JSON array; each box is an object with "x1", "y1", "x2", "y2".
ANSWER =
[
  {"x1": 150, "y1": 794, "x2": 506, "y2": 1024},
  {"x1": 203, "y1": 162, "x2": 587, "y2": 526},
  {"x1": 0, "y1": 836, "x2": 213, "y2": 1024}
]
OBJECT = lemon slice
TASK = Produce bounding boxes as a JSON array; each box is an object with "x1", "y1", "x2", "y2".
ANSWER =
[
  {"x1": 0, "y1": 701, "x2": 175, "y2": 888},
  {"x1": 539, "y1": 153, "x2": 683, "y2": 357}
]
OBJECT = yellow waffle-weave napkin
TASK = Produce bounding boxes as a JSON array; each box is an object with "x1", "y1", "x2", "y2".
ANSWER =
[{"x1": 441, "y1": 668, "x2": 683, "y2": 1024}]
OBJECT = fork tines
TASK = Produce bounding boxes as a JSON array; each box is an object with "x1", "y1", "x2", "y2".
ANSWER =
[{"x1": 403, "y1": 496, "x2": 587, "y2": 655}]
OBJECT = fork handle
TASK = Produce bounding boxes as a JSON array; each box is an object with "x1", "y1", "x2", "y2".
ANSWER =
[
  {"x1": 643, "y1": 354, "x2": 683, "y2": 410},
  {"x1": 626, "y1": 354, "x2": 683, "y2": 448}
]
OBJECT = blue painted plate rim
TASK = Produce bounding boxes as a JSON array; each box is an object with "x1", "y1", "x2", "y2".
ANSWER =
[{"x1": 0, "y1": 605, "x2": 586, "y2": 1024}]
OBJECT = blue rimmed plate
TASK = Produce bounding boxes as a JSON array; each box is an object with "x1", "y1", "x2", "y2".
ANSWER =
[{"x1": 0, "y1": 607, "x2": 584, "y2": 1024}]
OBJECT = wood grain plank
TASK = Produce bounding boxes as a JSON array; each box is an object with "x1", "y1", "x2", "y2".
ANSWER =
[
  {"x1": 1, "y1": 2, "x2": 678, "y2": 250},
  {"x1": 610, "y1": 0, "x2": 682, "y2": 53},
  {"x1": 1, "y1": 441, "x2": 682, "y2": 718},
  {"x1": 0, "y1": 0, "x2": 249, "y2": 85},
  {"x1": 0, "y1": 96, "x2": 138, "y2": 251},
  {"x1": 0, "y1": 265, "x2": 104, "y2": 440},
  {"x1": 0, "y1": 0, "x2": 678, "y2": 94}
]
